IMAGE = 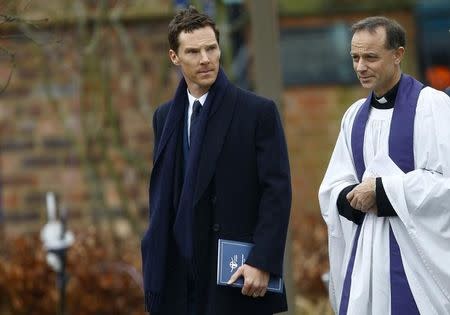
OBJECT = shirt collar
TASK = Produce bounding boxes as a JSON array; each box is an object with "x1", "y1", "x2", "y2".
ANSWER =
[
  {"x1": 187, "y1": 89, "x2": 208, "y2": 107},
  {"x1": 371, "y1": 79, "x2": 401, "y2": 109}
]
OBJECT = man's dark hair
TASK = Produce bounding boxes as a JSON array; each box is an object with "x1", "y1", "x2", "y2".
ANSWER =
[
  {"x1": 351, "y1": 16, "x2": 406, "y2": 50},
  {"x1": 168, "y1": 6, "x2": 220, "y2": 53}
]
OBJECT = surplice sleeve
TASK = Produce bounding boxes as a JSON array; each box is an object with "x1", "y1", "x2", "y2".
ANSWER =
[{"x1": 380, "y1": 88, "x2": 450, "y2": 312}]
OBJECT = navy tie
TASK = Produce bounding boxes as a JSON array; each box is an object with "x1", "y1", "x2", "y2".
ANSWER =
[{"x1": 189, "y1": 100, "x2": 202, "y2": 146}]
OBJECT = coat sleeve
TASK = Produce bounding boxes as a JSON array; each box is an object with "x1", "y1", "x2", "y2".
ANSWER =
[
  {"x1": 152, "y1": 107, "x2": 161, "y2": 164},
  {"x1": 244, "y1": 100, "x2": 291, "y2": 277}
]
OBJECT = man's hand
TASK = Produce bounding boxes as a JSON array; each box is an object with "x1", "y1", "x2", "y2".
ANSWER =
[
  {"x1": 227, "y1": 264, "x2": 269, "y2": 298},
  {"x1": 346, "y1": 177, "x2": 378, "y2": 214}
]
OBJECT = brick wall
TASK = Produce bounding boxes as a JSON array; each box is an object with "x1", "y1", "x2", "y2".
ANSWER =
[{"x1": 0, "y1": 18, "x2": 177, "y2": 237}]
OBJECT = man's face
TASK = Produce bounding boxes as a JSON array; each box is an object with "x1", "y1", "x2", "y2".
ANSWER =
[
  {"x1": 350, "y1": 27, "x2": 404, "y2": 96},
  {"x1": 169, "y1": 26, "x2": 221, "y2": 98}
]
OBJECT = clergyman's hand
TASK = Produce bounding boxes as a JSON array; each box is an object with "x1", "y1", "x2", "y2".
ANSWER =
[
  {"x1": 227, "y1": 264, "x2": 269, "y2": 298},
  {"x1": 346, "y1": 177, "x2": 377, "y2": 213}
]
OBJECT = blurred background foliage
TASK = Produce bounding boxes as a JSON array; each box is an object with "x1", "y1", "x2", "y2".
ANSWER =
[
  {"x1": 279, "y1": 0, "x2": 416, "y2": 14},
  {"x1": 0, "y1": 229, "x2": 145, "y2": 315}
]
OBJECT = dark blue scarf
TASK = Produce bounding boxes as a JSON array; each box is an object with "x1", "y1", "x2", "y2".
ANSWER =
[{"x1": 141, "y1": 69, "x2": 229, "y2": 313}]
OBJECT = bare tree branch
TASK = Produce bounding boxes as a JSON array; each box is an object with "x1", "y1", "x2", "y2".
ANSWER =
[
  {"x1": 0, "y1": 46, "x2": 15, "y2": 94},
  {"x1": 21, "y1": 0, "x2": 32, "y2": 11},
  {"x1": 0, "y1": 14, "x2": 48, "y2": 26}
]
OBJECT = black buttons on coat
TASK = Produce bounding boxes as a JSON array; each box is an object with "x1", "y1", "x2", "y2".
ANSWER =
[
  {"x1": 210, "y1": 194, "x2": 218, "y2": 232},
  {"x1": 212, "y1": 223, "x2": 220, "y2": 232}
]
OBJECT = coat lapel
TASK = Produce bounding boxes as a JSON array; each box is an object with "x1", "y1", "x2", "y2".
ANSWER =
[
  {"x1": 173, "y1": 125, "x2": 184, "y2": 210},
  {"x1": 193, "y1": 71, "x2": 238, "y2": 205}
]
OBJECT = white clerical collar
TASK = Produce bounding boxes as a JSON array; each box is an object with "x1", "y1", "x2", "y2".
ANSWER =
[
  {"x1": 187, "y1": 89, "x2": 208, "y2": 107},
  {"x1": 376, "y1": 97, "x2": 388, "y2": 104}
]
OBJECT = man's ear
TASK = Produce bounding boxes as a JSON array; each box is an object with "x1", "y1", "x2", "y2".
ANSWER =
[
  {"x1": 169, "y1": 49, "x2": 179, "y2": 65},
  {"x1": 394, "y1": 46, "x2": 405, "y2": 65}
]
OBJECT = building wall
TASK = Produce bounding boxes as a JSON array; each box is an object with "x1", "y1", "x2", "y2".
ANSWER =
[{"x1": 0, "y1": 17, "x2": 177, "y2": 237}]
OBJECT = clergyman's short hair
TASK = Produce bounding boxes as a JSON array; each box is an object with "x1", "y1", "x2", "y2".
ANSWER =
[
  {"x1": 351, "y1": 16, "x2": 406, "y2": 50},
  {"x1": 168, "y1": 6, "x2": 220, "y2": 53}
]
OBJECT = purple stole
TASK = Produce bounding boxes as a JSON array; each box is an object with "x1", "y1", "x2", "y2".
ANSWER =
[{"x1": 339, "y1": 74, "x2": 423, "y2": 315}]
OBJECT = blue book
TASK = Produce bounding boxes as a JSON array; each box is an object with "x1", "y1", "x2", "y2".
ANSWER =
[{"x1": 216, "y1": 239, "x2": 284, "y2": 293}]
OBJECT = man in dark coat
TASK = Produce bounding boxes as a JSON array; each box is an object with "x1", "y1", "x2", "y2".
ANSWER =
[{"x1": 141, "y1": 6, "x2": 291, "y2": 315}]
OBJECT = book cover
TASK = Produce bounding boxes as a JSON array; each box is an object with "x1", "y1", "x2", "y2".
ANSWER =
[{"x1": 216, "y1": 238, "x2": 283, "y2": 293}]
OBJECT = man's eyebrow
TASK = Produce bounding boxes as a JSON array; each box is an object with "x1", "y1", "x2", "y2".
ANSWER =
[{"x1": 350, "y1": 51, "x2": 378, "y2": 56}]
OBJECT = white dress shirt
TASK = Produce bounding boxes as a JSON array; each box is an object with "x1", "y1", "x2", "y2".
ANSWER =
[{"x1": 187, "y1": 89, "x2": 208, "y2": 144}]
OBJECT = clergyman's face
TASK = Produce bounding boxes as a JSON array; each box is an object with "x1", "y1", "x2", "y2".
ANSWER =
[
  {"x1": 350, "y1": 27, "x2": 404, "y2": 96},
  {"x1": 169, "y1": 26, "x2": 221, "y2": 98}
]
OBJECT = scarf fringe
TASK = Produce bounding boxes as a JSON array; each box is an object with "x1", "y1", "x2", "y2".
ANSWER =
[
  {"x1": 144, "y1": 291, "x2": 162, "y2": 313},
  {"x1": 190, "y1": 256, "x2": 199, "y2": 280}
]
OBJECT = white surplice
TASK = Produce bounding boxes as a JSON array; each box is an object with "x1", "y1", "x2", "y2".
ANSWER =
[{"x1": 319, "y1": 87, "x2": 450, "y2": 315}]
